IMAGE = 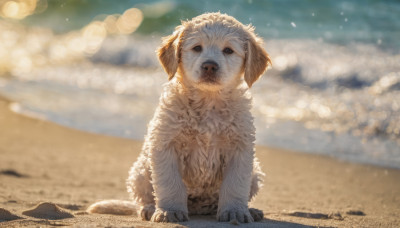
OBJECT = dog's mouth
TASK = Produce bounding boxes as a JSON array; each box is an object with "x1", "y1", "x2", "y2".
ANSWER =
[{"x1": 200, "y1": 73, "x2": 220, "y2": 84}]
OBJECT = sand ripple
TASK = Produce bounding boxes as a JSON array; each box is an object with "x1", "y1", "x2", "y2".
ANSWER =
[
  {"x1": 0, "y1": 208, "x2": 23, "y2": 221},
  {"x1": 22, "y1": 202, "x2": 74, "y2": 220}
]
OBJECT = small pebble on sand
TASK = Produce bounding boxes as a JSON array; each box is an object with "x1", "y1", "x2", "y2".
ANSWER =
[{"x1": 346, "y1": 210, "x2": 366, "y2": 216}]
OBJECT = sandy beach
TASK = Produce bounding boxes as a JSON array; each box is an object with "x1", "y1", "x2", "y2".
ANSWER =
[{"x1": 0, "y1": 96, "x2": 399, "y2": 227}]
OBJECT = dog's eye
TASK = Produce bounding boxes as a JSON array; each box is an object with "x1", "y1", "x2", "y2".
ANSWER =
[
  {"x1": 192, "y1": 45, "x2": 202, "y2": 52},
  {"x1": 223, "y1": 47, "x2": 234, "y2": 54}
]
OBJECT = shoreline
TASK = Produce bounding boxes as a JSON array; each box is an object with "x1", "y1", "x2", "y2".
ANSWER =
[{"x1": 1, "y1": 96, "x2": 399, "y2": 227}]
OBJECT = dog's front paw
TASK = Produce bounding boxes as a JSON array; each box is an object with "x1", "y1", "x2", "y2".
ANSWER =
[
  {"x1": 217, "y1": 207, "x2": 254, "y2": 223},
  {"x1": 151, "y1": 208, "x2": 189, "y2": 223}
]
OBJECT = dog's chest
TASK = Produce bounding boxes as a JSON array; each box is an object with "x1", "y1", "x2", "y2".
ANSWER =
[{"x1": 174, "y1": 107, "x2": 238, "y2": 194}]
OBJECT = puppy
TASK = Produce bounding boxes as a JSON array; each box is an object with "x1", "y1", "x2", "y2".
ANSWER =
[{"x1": 87, "y1": 12, "x2": 271, "y2": 223}]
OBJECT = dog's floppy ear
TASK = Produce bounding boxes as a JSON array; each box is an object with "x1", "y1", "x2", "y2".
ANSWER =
[
  {"x1": 244, "y1": 31, "x2": 272, "y2": 88},
  {"x1": 157, "y1": 26, "x2": 183, "y2": 80}
]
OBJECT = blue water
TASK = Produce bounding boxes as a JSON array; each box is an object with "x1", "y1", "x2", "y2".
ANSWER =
[
  {"x1": 24, "y1": 0, "x2": 400, "y2": 50},
  {"x1": 1, "y1": 1, "x2": 400, "y2": 168}
]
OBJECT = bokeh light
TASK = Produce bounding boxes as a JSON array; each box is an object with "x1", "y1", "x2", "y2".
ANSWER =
[
  {"x1": 0, "y1": 0, "x2": 44, "y2": 19},
  {"x1": 0, "y1": 5, "x2": 144, "y2": 74},
  {"x1": 116, "y1": 8, "x2": 143, "y2": 34}
]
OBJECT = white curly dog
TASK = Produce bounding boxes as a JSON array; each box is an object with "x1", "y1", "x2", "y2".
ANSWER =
[{"x1": 87, "y1": 12, "x2": 271, "y2": 224}]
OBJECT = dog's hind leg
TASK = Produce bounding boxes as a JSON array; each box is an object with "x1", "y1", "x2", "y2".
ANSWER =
[{"x1": 126, "y1": 154, "x2": 156, "y2": 220}]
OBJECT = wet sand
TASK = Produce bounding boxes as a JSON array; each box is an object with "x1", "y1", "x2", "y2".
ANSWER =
[{"x1": 0, "y1": 96, "x2": 399, "y2": 227}]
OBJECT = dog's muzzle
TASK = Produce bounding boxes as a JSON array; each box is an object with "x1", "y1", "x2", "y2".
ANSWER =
[{"x1": 200, "y1": 60, "x2": 219, "y2": 82}]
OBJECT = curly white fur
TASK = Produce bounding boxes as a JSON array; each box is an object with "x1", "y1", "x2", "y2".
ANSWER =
[{"x1": 87, "y1": 12, "x2": 271, "y2": 224}]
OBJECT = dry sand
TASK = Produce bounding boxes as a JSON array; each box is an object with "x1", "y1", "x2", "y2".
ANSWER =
[{"x1": 0, "y1": 96, "x2": 399, "y2": 227}]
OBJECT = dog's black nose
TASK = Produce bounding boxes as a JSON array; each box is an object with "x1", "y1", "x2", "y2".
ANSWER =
[{"x1": 201, "y1": 61, "x2": 219, "y2": 74}]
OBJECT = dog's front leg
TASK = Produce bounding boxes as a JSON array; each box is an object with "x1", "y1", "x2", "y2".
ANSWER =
[
  {"x1": 150, "y1": 146, "x2": 189, "y2": 223},
  {"x1": 217, "y1": 149, "x2": 254, "y2": 223}
]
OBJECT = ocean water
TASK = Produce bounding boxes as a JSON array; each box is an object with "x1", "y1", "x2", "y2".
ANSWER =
[{"x1": 0, "y1": 0, "x2": 399, "y2": 168}]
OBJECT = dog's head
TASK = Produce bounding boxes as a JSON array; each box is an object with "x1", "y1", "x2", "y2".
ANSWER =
[{"x1": 157, "y1": 12, "x2": 271, "y2": 90}]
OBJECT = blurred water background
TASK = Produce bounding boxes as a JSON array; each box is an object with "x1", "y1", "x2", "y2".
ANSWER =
[{"x1": 0, "y1": 0, "x2": 399, "y2": 168}]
